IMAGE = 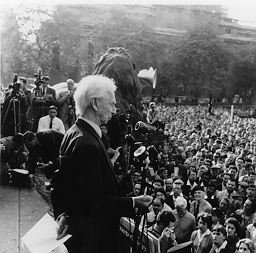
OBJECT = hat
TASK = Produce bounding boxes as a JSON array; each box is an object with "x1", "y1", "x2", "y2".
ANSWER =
[
  {"x1": 42, "y1": 76, "x2": 50, "y2": 81},
  {"x1": 173, "y1": 178, "x2": 184, "y2": 186},
  {"x1": 192, "y1": 186, "x2": 204, "y2": 194}
]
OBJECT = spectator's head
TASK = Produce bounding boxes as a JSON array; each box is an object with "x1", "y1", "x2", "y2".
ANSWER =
[
  {"x1": 152, "y1": 197, "x2": 164, "y2": 215},
  {"x1": 246, "y1": 184, "x2": 256, "y2": 201},
  {"x1": 193, "y1": 186, "x2": 205, "y2": 201},
  {"x1": 222, "y1": 173, "x2": 231, "y2": 187},
  {"x1": 156, "y1": 211, "x2": 176, "y2": 229},
  {"x1": 219, "y1": 198, "x2": 230, "y2": 213},
  {"x1": 13, "y1": 133, "x2": 24, "y2": 150},
  {"x1": 172, "y1": 181, "x2": 183, "y2": 198},
  {"x1": 74, "y1": 75, "x2": 116, "y2": 125},
  {"x1": 42, "y1": 76, "x2": 50, "y2": 87},
  {"x1": 165, "y1": 178, "x2": 173, "y2": 192},
  {"x1": 212, "y1": 225, "x2": 227, "y2": 247},
  {"x1": 236, "y1": 238, "x2": 255, "y2": 253},
  {"x1": 133, "y1": 183, "x2": 141, "y2": 196},
  {"x1": 24, "y1": 131, "x2": 37, "y2": 149},
  {"x1": 226, "y1": 179, "x2": 236, "y2": 193},
  {"x1": 48, "y1": 105, "x2": 58, "y2": 119},
  {"x1": 175, "y1": 196, "x2": 187, "y2": 216},
  {"x1": 100, "y1": 124, "x2": 108, "y2": 136},
  {"x1": 153, "y1": 178, "x2": 164, "y2": 191},
  {"x1": 154, "y1": 189, "x2": 166, "y2": 202},
  {"x1": 225, "y1": 217, "x2": 241, "y2": 238},
  {"x1": 197, "y1": 213, "x2": 213, "y2": 232},
  {"x1": 66, "y1": 78, "x2": 75, "y2": 91}
]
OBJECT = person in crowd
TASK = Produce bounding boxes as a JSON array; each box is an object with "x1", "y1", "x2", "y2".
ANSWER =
[
  {"x1": 190, "y1": 212, "x2": 213, "y2": 253},
  {"x1": 165, "y1": 177, "x2": 173, "y2": 195},
  {"x1": 147, "y1": 102, "x2": 160, "y2": 126},
  {"x1": 236, "y1": 238, "x2": 255, "y2": 253},
  {"x1": 217, "y1": 179, "x2": 237, "y2": 203},
  {"x1": 127, "y1": 183, "x2": 141, "y2": 197},
  {"x1": 24, "y1": 130, "x2": 64, "y2": 179},
  {"x1": 37, "y1": 105, "x2": 65, "y2": 134},
  {"x1": 190, "y1": 186, "x2": 212, "y2": 218},
  {"x1": 210, "y1": 225, "x2": 233, "y2": 253},
  {"x1": 246, "y1": 215, "x2": 256, "y2": 248},
  {"x1": 0, "y1": 133, "x2": 29, "y2": 185},
  {"x1": 148, "y1": 210, "x2": 176, "y2": 238},
  {"x1": 166, "y1": 179, "x2": 185, "y2": 210},
  {"x1": 172, "y1": 196, "x2": 196, "y2": 244},
  {"x1": 57, "y1": 79, "x2": 76, "y2": 131},
  {"x1": 1, "y1": 80, "x2": 28, "y2": 136},
  {"x1": 144, "y1": 197, "x2": 164, "y2": 227},
  {"x1": 152, "y1": 189, "x2": 172, "y2": 212},
  {"x1": 30, "y1": 76, "x2": 57, "y2": 132},
  {"x1": 50, "y1": 75, "x2": 152, "y2": 253},
  {"x1": 224, "y1": 217, "x2": 241, "y2": 252}
]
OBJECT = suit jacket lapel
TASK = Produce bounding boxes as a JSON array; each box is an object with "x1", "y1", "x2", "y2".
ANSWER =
[{"x1": 76, "y1": 119, "x2": 118, "y2": 184}]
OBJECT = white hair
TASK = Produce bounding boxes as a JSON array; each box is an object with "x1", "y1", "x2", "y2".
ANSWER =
[
  {"x1": 175, "y1": 196, "x2": 187, "y2": 209},
  {"x1": 74, "y1": 75, "x2": 116, "y2": 116}
]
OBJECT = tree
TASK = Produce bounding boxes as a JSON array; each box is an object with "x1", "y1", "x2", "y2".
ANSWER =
[{"x1": 162, "y1": 24, "x2": 233, "y2": 99}]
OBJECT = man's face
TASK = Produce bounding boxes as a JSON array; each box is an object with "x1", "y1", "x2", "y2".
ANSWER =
[
  {"x1": 97, "y1": 92, "x2": 116, "y2": 124},
  {"x1": 156, "y1": 191, "x2": 165, "y2": 201},
  {"x1": 133, "y1": 184, "x2": 141, "y2": 196},
  {"x1": 165, "y1": 179, "x2": 173, "y2": 191},
  {"x1": 49, "y1": 109, "x2": 57, "y2": 119},
  {"x1": 189, "y1": 171, "x2": 197, "y2": 181},
  {"x1": 67, "y1": 82, "x2": 74, "y2": 91},
  {"x1": 223, "y1": 174, "x2": 231, "y2": 186},
  {"x1": 234, "y1": 197, "x2": 244, "y2": 209},
  {"x1": 213, "y1": 230, "x2": 225, "y2": 246},
  {"x1": 173, "y1": 184, "x2": 182, "y2": 197},
  {"x1": 226, "y1": 180, "x2": 236, "y2": 192},
  {"x1": 229, "y1": 169, "x2": 237, "y2": 179},
  {"x1": 194, "y1": 190, "x2": 204, "y2": 201},
  {"x1": 25, "y1": 137, "x2": 37, "y2": 149},
  {"x1": 152, "y1": 198, "x2": 163, "y2": 214}
]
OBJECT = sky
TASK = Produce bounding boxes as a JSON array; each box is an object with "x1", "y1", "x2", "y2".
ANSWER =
[{"x1": 1, "y1": 0, "x2": 256, "y2": 25}]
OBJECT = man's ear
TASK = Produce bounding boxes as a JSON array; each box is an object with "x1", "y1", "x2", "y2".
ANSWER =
[{"x1": 91, "y1": 98, "x2": 98, "y2": 111}]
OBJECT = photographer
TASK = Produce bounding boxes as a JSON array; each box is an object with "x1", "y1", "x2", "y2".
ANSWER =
[
  {"x1": 30, "y1": 76, "x2": 57, "y2": 132},
  {"x1": 1, "y1": 80, "x2": 28, "y2": 137}
]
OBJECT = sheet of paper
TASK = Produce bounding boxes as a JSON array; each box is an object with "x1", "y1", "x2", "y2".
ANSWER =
[{"x1": 21, "y1": 213, "x2": 71, "y2": 253}]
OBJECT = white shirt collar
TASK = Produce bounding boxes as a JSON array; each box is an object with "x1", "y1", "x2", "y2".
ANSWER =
[
  {"x1": 215, "y1": 240, "x2": 227, "y2": 253},
  {"x1": 79, "y1": 116, "x2": 102, "y2": 138}
]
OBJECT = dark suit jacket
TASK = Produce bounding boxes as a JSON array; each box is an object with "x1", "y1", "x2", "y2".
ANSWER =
[{"x1": 51, "y1": 119, "x2": 134, "y2": 253}]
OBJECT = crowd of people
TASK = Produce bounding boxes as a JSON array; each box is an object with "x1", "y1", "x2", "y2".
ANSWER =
[
  {"x1": 1, "y1": 74, "x2": 256, "y2": 253},
  {"x1": 125, "y1": 103, "x2": 256, "y2": 253},
  {"x1": 1, "y1": 76, "x2": 76, "y2": 137}
]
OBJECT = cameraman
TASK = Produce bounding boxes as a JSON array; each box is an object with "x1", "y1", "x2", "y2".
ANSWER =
[
  {"x1": 1, "y1": 81, "x2": 28, "y2": 137},
  {"x1": 30, "y1": 76, "x2": 57, "y2": 132}
]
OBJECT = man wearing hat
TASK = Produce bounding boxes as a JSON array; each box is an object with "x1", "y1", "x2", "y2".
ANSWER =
[
  {"x1": 37, "y1": 105, "x2": 65, "y2": 134},
  {"x1": 190, "y1": 186, "x2": 212, "y2": 218}
]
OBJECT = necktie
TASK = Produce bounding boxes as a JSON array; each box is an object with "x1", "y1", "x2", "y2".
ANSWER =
[
  {"x1": 195, "y1": 201, "x2": 200, "y2": 218},
  {"x1": 49, "y1": 118, "x2": 53, "y2": 129}
]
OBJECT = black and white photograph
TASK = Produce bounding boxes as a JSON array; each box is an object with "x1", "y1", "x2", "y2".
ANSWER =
[{"x1": 1, "y1": 0, "x2": 256, "y2": 252}]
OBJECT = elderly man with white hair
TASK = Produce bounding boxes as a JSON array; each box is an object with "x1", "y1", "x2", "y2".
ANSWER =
[
  {"x1": 51, "y1": 75, "x2": 152, "y2": 253},
  {"x1": 172, "y1": 196, "x2": 196, "y2": 244}
]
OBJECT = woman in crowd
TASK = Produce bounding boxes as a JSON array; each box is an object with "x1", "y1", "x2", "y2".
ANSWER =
[
  {"x1": 225, "y1": 217, "x2": 241, "y2": 252},
  {"x1": 190, "y1": 212, "x2": 213, "y2": 253},
  {"x1": 210, "y1": 225, "x2": 233, "y2": 253},
  {"x1": 236, "y1": 238, "x2": 255, "y2": 253}
]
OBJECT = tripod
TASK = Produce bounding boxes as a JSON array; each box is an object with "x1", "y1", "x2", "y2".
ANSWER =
[{"x1": 1, "y1": 97, "x2": 21, "y2": 135}]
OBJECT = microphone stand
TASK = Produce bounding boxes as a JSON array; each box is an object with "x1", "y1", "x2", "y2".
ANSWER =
[{"x1": 132, "y1": 161, "x2": 149, "y2": 253}]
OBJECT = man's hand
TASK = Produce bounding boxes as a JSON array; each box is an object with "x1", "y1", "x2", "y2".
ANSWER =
[
  {"x1": 56, "y1": 214, "x2": 69, "y2": 240},
  {"x1": 108, "y1": 147, "x2": 121, "y2": 165},
  {"x1": 133, "y1": 195, "x2": 153, "y2": 211}
]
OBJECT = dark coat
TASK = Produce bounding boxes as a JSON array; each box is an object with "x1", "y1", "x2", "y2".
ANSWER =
[{"x1": 51, "y1": 119, "x2": 134, "y2": 253}]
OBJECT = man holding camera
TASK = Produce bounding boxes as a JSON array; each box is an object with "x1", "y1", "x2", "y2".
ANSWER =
[{"x1": 30, "y1": 76, "x2": 57, "y2": 132}]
